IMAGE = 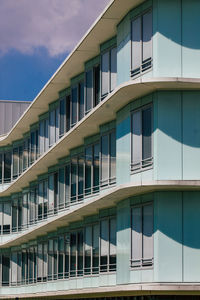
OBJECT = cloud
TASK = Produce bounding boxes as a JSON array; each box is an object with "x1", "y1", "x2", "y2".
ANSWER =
[{"x1": 0, "y1": 0, "x2": 110, "y2": 57}]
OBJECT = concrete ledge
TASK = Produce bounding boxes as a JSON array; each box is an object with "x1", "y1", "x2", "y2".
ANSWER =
[
  {"x1": 2, "y1": 180, "x2": 200, "y2": 248},
  {"x1": 2, "y1": 282, "x2": 200, "y2": 299},
  {"x1": 2, "y1": 78, "x2": 200, "y2": 197}
]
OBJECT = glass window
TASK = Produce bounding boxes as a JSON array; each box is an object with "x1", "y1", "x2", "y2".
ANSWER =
[
  {"x1": 12, "y1": 199, "x2": 18, "y2": 232},
  {"x1": 48, "y1": 239, "x2": 53, "y2": 281},
  {"x1": 101, "y1": 131, "x2": 116, "y2": 187},
  {"x1": 131, "y1": 203, "x2": 153, "y2": 267},
  {"x1": 101, "y1": 47, "x2": 117, "y2": 98},
  {"x1": 38, "y1": 182, "x2": 43, "y2": 220},
  {"x1": 3, "y1": 202, "x2": 11, "y2": 234},
  {"x1": 71, "y1": 158, "x2": 77, "y2": 203},
  {"x1": 70, "y1": 232, "x2": 76, "y2": 277},
  {"x1": 85, "y1": 70, "x2": 93, "y2": 113},
  {"x1": 101, "y1": 134, "x2": 109, "y2": 186},
  {"x1": 30, "y1": 131, "x2": 36, "y2": 164},
  {"x1": 39, "y1": 120, "x2": 45, "y2": 155},
  {"x1": 93, "y1": 143, "x2": 100, "y2": 193},
  {"x1": 48, "y1": 174, "x2": 54, "y2": 215},
  {"x1": 23, "y1": 139, "x2": 29, "y2": 171},
  {"x1": 49, "y1": 110, "x2": 55, "y2": 147},
  {"x1": 78, "y1": 155, "x2": 84, "y2": 201},
  {"x1": 71, "y1": 86, "x2": 78, "y2": 127},
  {"x1": 65, "y1": 164, "x2": 70, "y2": 207},
  {"x1": 19, "y1": 146, "x2": 23, "y2": 175},
  {"x1": 92, "y1": 224, "x2": 99, "y2": 274},
  {"x1": 37, "y1": 244, "x2": 43, "y2": 281},
  {"x1": 142, "y1": 10, "x2": 152, "y2": 68},
  {"x1": 22, "y1": 193, "x2": 28, "y2": 229},
  {"x1": 84, "y1": 226, "x2": 92, "y2": 275},
  {"x1": 4, "y1": 152, "x2": 11, "y2": 182},
  {"x1": 101, "y1": 51, "x2": 109, "y2": 97},
  {"x1": 59, "y1": 98, "x2": 66, "y2": 137},
  {"x1": 11, "y1": 252, "x2": 18, "y2": 285},
  {"x1": 44, "y1": 119, "x2": 49, "y2": 152},
  {"x1": 58, "y1": 236, "x2": 64, "y2": 279},
  {"x1": 94, "y1": 65, "x2": 100, "y2": 106},
  {"x1": 30, "y1": 187, "x2": 37, "y2": 224},
  {"x1": 55, "y1": 107, "x2": 59, "y2": 142},
  {"x1": 13, "y1": 147, "x2": 19, "y2": 179},
  {"x1": 85, "y1": 146, "x2": 92, "y2": 196},
  {"x1": 110, "y1": 47, "x2": 117, "y2": 92},
  {"x1": 131, "y1": 10, "x2": 152, "y2": 76},
  {"x1": 79, "y1": 82, "x2": 84, "y2": 121},
  {"x1": 131, "y1": 16, "x2": 141, "y2": 74},
  {"x1": 109, "y1": 218, "x2": 116, "y2": 271},
  {"x1": 110, "y1": 131, "x2": 116, "y2": 184},
  {"x1": 2, "y1": 254, "x2": 10, "y2": 286},
  {"x1": 64, "y1": 234, "x2": 70, "y2": 278},
  {"x1": 59, "y1": 168, "x2": 65, "y2": 210},
  {"x1": 100, "y1": 219, "x2": 109, "y2": 272},
  {"x1": 131, "y1": 105, "x2": 152, "y2": 171},
  {"x1": 66, "y1": 95, "x2": 71, "y2": 132},
  {"x1": 142, "y1": 106, "x2": 152, "y2": 167},
  {"x1": 77, "y1": 230, "x2": 83, "y2": 276}
]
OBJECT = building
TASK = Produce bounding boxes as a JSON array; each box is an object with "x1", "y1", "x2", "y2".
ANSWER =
[{"x1": 0, "y1": 0, "x2": 200, "y2": 298}]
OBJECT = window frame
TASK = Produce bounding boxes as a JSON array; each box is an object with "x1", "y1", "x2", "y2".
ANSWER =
[
  {"x1": 131, "y1": 8, "x2": 153, "y2": 78},
  {"x1": 100, "y1": 45, "x2": 117, "y2": 100},
  {"x1": 131, "y1": 103, "x2": 153, "y2": 173},
  {"x1": 100, "y1": 129, "x2": 116, "y2": 188},
  {"x1": 130, "y1": 201, "x2": 154, "y2": 269}
]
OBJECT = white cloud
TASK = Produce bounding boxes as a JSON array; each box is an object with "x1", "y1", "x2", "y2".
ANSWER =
[{"x1": 0, "y1": 0, "x2": 110, "y2": 56}]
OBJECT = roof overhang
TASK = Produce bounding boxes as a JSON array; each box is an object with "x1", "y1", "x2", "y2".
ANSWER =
[{"x1": 0, "y1": 0, "x2": 146, "y2": 145}]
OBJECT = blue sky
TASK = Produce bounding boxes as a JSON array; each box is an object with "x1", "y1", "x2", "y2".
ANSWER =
[{"x1": 0, "y1": 0, "x2": 109, "y2": 102}]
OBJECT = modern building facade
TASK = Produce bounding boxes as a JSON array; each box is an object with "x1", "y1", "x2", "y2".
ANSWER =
[{"x1": 0, "y1": 0, "x2": 200, "y2": 298}]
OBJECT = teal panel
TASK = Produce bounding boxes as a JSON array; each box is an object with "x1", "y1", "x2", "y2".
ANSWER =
[
  {"x1": 116, "y1": 199, "x2": 130, "y2": 284},
  {"x1": 117, "y1": 14, "x2": 131, "y2": 85},
  {"x1": 182, "y1": 92, "x2": 200, "y2": 179},
  {"x1": 154, "y1": 192, "x2": 182, "y2": 282},
  {"x1": 116, "y1": 107, "x2": 131, "y2": 185},
  {"x1": 154, "y1": 91, "x2": 182, "y2": 180},
  {"x1": 182, "y1": 0, "x2": 200, "y2": 78},
  {"x1": 183, "y1": 192, "x2": 200, "y2": 282},
  {"x1": 153, "y1": 0, "x2": 182, "y2": 77}
]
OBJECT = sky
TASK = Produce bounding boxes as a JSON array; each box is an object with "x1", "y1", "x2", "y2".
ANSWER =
[{"x1": 0, "y1": 0, "x2": 110, "y2": 101}]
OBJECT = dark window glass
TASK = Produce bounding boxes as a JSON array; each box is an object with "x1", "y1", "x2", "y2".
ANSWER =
[
  {"x1": 78, "y1": 155, "x2": 84, "y2": 201},
  {"x1": 142, "y1": 106, "x2": 152, "y2": 166},
  {"x1": 71, "y1": 86, "x2": 78, "y2": 126},
  {"x1": 94, "y1": 65, "x2": 100, "y2": 106},
  {"x1": 70, "y1": 233, "x2": 76, "y2": 277},
  {"x1": 101, "y1": 51, "x2": 109, "y2": 97},
  {"x1": 60, "y1": 98, "x2": 66, "y2": 137},
  {"x1": 93, "y1": 143, "x2": 100, "y2": 193},
  {"x1": 13, "y1": 147, "x2": 19, "y2": 178},
  {"x1": 85, "y1": 70, "x2": 93, "y2": 113},
  {"x1": 71, "y1": 158, "x2": 77, "y2": 203},
  {"x1": 19, "y1": 146, "x2": 23, "y2": 175},
  {"x1": 59, "y1": 168, "x2": 65, "y2": 209},
  {"x1": 79, "y1": 82, "x2": 84, "y2": 120},
  {"x1": 85, "y1": 146, "x2": 92, "y2": 196},
  {"x1": 66, "y1": 95, "x2": 71, "y2": 132},
  {"x1": 2, "y1": 254, "x2": 10, "y2": 286},
  {"x1": 4, "y1": 152, "x2": 11, "y2": 182},
  {"x1": 77, "y1": 231, "x2": 83, "y2": 276},
  {"x1": 65, "y1": 164, "x2": 70, "y2": 207}
]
